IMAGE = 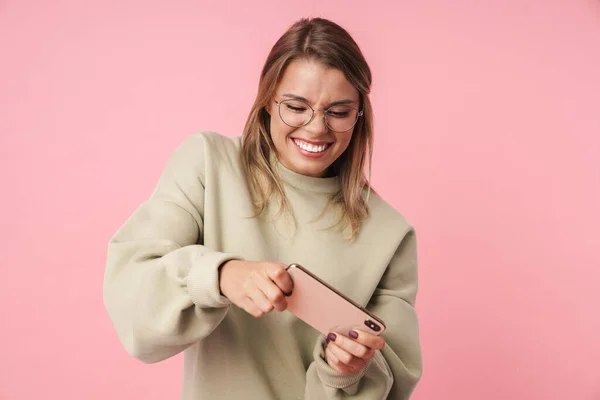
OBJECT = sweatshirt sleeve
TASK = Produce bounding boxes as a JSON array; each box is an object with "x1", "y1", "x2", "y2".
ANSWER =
[
  {"x1": 103, "y1": 133, "x2": 242, "y2": 364},
  {"x1": 304, "y1": 227, "x2": 423, "y2": 399}
]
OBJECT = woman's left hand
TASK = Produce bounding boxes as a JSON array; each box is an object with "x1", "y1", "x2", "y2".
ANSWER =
[{"x1": 324, "y1": 330, "x2": 385, "y2": 375}]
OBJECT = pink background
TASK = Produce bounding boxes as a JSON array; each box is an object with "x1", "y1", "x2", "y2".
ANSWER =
[{"x1": 1, "y1": 1, "x2": 599, "y2": 399}]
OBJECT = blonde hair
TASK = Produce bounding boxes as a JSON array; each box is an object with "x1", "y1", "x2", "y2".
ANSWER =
[{"x1": 241, "y1": 17, "x2": 374, "y2": 239}]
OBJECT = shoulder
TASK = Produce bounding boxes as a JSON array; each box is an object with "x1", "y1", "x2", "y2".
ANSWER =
[
  {"x1": 366, "y1": 191, "x2": 414, "y2": 240},
  {"x1": 176, "y1": 131, "x2": 241, "y2": 157},
  {"x1": 169, "y1": 131, "x2": 242, "y2": 167},
  {"x1": 161, "y1": 131, "x2": 243, "y2": 183},
  {"x1": 193, "y1": 130, "x2": 241, "y2": 148}
]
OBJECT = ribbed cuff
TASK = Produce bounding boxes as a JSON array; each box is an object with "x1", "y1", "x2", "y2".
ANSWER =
[
  {"x1": 187, "y1": 249, "x2": 242, "y2": 308},
  {"x1": 313, "y1": 336, "x2": 370, "y2": 389}
]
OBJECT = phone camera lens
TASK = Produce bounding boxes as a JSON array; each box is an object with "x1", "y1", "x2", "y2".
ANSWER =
[{"x1": 365, "y1": 319, "x2": 380, "y2": 331}]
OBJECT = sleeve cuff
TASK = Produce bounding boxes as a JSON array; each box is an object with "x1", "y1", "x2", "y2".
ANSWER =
[
  {"x1": 186, "y1": 248, "x2": 242, "y2": 308},
  {"x1": 313, "y1": 336, "x2": 371, "y2": 389}
]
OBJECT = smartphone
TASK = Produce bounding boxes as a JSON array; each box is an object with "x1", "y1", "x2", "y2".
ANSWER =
[{"x1": 285, "y1": 263, "x2": 386, "y2": 337}]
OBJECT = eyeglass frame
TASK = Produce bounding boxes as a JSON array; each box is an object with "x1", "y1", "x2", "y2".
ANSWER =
[{"x1": 273, "y1": 98, "x2": 364, "y2": 133}]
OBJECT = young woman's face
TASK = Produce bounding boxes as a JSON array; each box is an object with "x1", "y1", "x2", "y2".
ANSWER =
[{"x1": 267, "y1": 59, "x2": 360, "y2": 178}]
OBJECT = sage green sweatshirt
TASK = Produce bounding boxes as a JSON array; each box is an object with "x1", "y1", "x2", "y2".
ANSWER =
[{"x1": 103, "y1": 131, "x2": 422, "y2": 399}]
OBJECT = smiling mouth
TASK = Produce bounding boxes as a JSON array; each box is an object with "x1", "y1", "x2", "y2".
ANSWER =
[{"x1": 291, "y1": 138, "x2": 332, "y2": 153}]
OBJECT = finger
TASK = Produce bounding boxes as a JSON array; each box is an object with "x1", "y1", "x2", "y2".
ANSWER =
[
  {"x1": 325, "y1": 346, "x2": 355, "y2": 375},
  {"x1": 266, "y1": 264, "x2": 294, "y2": 295},
  {"x1": 252, "y1": 271, "x2": 288, "y2": 312},
  {"x1": 240, "y1": 297, "x2": 266, "y2": 318},
  {"x1": 244, "y1": 278, "x2": 274, "y2": 314},
  {"x1": 327, "y1": 332, "x2": 372, "y2": 360},
  {"x1": 347, "y1": 329, "x2": 386, "y2": 352},
  {"x1": 327, "y1": 343, "x2": 367, "y2": 372}
]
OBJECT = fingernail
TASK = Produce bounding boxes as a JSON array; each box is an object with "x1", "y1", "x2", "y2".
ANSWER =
[
  {"x1": 327, "y1": 333, "x2": 337, "y2": 342},
  {"x1": 284, "y1": 291, "x2": 292, "y2": 297},
  {"x1": 349, "y1": 330, "x2": 359, "y2": 339}
]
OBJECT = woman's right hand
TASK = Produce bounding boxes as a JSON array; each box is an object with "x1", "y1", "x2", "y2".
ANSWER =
[{"x1": 218, "y1": 260, "x2": 294, "y2": 318}]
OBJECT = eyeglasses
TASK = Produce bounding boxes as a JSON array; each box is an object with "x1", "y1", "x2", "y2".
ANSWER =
[{"x1": 274, "y1": 98, "x2": 364, "y2": 133}]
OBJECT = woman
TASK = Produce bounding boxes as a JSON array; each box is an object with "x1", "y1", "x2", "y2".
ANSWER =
[{"x1": 104, "y1": 17, "x2": 422, "y2": 399}]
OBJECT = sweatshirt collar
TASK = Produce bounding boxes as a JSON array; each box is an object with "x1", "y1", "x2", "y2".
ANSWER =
[{"x1": 272, "y1": 158, "x2": 341, "y2": 194}]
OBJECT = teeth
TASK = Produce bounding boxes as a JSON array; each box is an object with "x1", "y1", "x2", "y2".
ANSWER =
[{"x1": 293, "y1": 139, "x2": 328, "y2": 153}]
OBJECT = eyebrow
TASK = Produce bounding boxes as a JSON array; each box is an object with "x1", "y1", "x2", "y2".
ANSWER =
[{"x1": 281, "y1": 93, "x2": 358, "y2": 107}]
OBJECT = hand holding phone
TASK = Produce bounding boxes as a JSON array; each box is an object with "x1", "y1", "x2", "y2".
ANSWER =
[
  {"x1": 325, "y1": 328, "x2": 386, "y2": 375},
  {"x1": 284, "y1": 263, "x2": 386, "y2": 375},
  {"x1": 219, "y1": 260, "x2": 293, "y2": 318}
]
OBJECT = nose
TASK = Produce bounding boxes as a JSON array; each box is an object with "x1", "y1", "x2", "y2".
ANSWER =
[{"x1": 305, "y1": 110, "x2": 329, "y2": 135}]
